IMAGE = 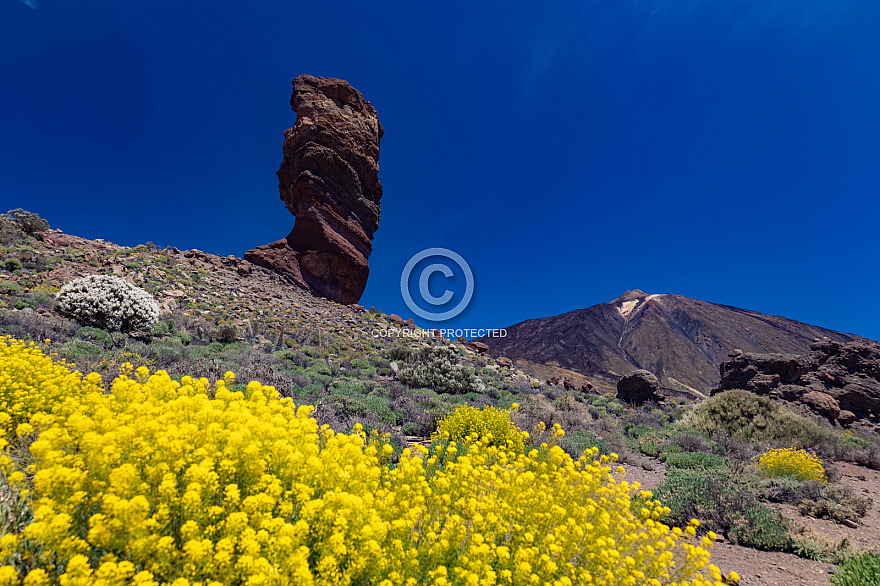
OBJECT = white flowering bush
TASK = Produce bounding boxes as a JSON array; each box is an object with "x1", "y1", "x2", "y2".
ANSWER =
[
  {"x1": 398, "y1": 346, "x2": 487, "y2": 394},
  {"x1": 55, "y1": 275, "x2": 159, "y2": 332}
]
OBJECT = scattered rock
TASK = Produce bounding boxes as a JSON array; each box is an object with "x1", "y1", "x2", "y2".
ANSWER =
[
  {"x1": 244, "y1": 75, "x2": 384, "y2": 305},
  {"x1": 546, "y1": 375, "x2": 577, "y2": 391},
  {"x1": 388, "y1": 314, "x2": 404, "y2": 325},
  {"x1": 467, "y1": 341, "x2": 489, "y2": 354},
  {"x1": 496, "y1": 356, "x2": 513, "y2": 368},
  {"x1": 617, "y1": 369, "x2": 662, "y2": 405}
]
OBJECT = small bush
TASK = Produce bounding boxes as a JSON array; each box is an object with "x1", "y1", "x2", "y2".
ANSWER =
[
  {"x1": 756, "y1": 448, "x2": 826, "y2": 483},
  {"x1": 398, "y1": 346, "x2": 485, "y2": 394},
  {"x1": 55, "y1": 275, "x2": 159, "y2": 333},
  {"x1": 562, "y1": 429, "x2": 610, "y2": 458},
  {"x1": 66, "y1": 340, "x2": 103, "y2": 360},
  {"x1": 4, "y1": 209, "x2": 49, "y2": 235},
  {"x1": 213, "y1": 322, "x2": 239, "y2": 342},
  {"x1": 832, "y1": 552, "x2": 880, "y2": 586},
  {"x1": 435, "y1": 403, "x2": 526, "y2": 453},
  {"x1": 4, "y1": 258, "x2": 22, "y2": 272},
  {"x1": 0, "y1": 281, "x2": 23, "y2": 296},
  {"x1": 401, "y1": 421, "x2": 421, "y2": 436},
  {"x1": 684, "y1": 389, "x2": 828, "y2": 447},
  {"x1": 655, "y1": 469, "x2": 791, "y2": 550},
  {"x1": 349, "y1": 358, "x2": 369, "y2": 370},
  {"x1": 797, "y1": 482, "x2": 872, "y2": 524},
  {"x1": 665, "y1": 451, "x2": 727, "y2": 470},
  {"x1": 73, "y1": 326, "x2": 113, "y2": 348}
]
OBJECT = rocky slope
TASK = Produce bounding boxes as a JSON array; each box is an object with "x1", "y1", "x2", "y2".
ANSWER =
[
  {"x1": 477, "y1": 289, "x2": 865, "y2": 397},
  {"x1": 245, "y1": 75, "x2": 383, "y2": 305}
]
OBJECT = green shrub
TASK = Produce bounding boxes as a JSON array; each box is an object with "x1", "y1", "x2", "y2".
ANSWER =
[
  {"x1": 832, "y1": 552, "x2": 880, "y2": 586},
  {"x1": 308, "y1": 360, "x2": 332, "y2": 376},
  {"x1": 4, "y1": 258, "x2": 22, "y2": 272},
  {"x1": 684, "y1": 389, "x2": 828, "y2": 447},
  {"x1": 0, "y1": 281, "x2": 23, "y2": 296},
  {"x1": 152, "y1": 321, "x2": 170, "y2": 335},
  {"x1": 655, "y1": 469, "x2": 790, "y2": 550},
  {"x1": 74, "y1": 326, "x2": 113, "y2": 348},
  {"x1": 665, "y1": 451, "x2": 727, "y2": 470},
  {"x1": 349, "y1": 358, "x2": 369, "y2": 370},
  {"x1": 65, "y1": 340, "x2": 103, "y2": 359},
  {"x1": 561, "y1": 430, "x2": 610, "y2": 457},
  {"x1": 402, "y1": 422, "x2": 421, "y2": 436}
]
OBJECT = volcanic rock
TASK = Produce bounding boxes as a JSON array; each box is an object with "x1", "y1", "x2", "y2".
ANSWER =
[
  {"x1": 546, "y1": 375, "x2": 577, "y2": 391},
  {"x1": 617, "y1": 370, "x2": 662, "y2": 405},
  {"x1": 245, "y1": 75, "x2": 383, "y2": 304},
  {"x1": 712, "y1": 338, "x2": 880, "y2": 424},
  {"x1": 467, "y1": 341, "x2": 489, "y2": 354},
  {"x1": 801, "y1": 391, "x2": 841, "y2": 419}
]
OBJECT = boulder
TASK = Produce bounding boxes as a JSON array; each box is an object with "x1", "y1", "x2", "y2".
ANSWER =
[
  {"x1": 245, "y1": 75, "x2": 383, "y2": 305},
  {"x1": 837, "y1": 410, "x2": 857, "y2": 425},
  {"x1": 496, "y1": 356, "x2": 513, "y2": 368},
  {"x1": 801, "y1": 391, "x2": 840, "y2": 419},
  {"x1": 617, "y1": 370, "x2": 662, "y2": 405},
  {"x1": 467, "y1": 341, "x2": 489, "y2": 354}
]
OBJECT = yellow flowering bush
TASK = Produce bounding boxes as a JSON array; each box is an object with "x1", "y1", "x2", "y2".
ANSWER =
[
  {"x1": 435, "y1": 404, "x2": 526, "y2": 453},
  {"x1": 1, "y1": 338, "x2": 727, "y2": 586},
  {"x1": 0, "y1": 336, "x2": 102, "y2": 438},
  {"x1": 755, "y1": 448, "x2": 826, "y2": 484}
]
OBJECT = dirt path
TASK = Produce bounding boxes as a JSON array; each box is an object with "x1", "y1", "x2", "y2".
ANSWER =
[{"x1": 619, "y1": 460, "x2": 880, "y2": 586}]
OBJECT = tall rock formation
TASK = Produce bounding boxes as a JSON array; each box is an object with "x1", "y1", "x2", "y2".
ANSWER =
[
  {"x1": 245, "y1": 75, "x2": 383, "y2": 304},
  {"x1": 477, "y1": 290, "x2": 865, "y2": 396}
]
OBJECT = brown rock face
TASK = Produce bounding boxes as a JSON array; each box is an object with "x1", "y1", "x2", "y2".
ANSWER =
[
  {"x1": 245, "y1": 75, "x2": 383, "y2": 304},
  {"x1": 712, "y1": 338, "x2": 880, "y2": 425}
]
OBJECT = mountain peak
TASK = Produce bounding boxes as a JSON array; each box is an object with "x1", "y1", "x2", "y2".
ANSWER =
[{"x1": 611, "y1": 289, "x2": 650, "y2": 304}]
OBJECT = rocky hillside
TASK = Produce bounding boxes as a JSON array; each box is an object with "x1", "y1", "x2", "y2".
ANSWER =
[{"x1": 477, "y1": 289, "x2": 866, "y2": 397}]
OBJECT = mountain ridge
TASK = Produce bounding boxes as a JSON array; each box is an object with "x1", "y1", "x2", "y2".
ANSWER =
[{"x1": 477, "y1": 290, "x2": 867, "y2": 396}]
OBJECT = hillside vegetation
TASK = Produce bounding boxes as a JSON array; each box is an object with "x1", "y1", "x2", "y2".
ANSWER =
[{"x1": 2, "y1": 211, "x2": 879, "y2": 585}]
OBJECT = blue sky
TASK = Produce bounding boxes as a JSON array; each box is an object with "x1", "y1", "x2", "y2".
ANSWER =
[{"x1": 3, "y1": 0, "x2": 880, "y2": 340}]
